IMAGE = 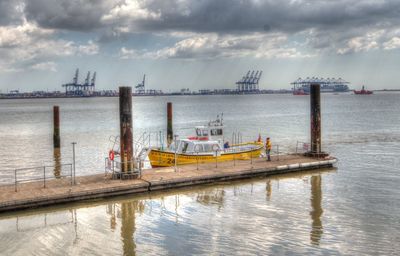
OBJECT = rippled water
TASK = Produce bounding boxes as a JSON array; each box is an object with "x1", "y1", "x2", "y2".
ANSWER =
[{"x1": 0, "y1": 93, "x2": 399, "y2": 255}]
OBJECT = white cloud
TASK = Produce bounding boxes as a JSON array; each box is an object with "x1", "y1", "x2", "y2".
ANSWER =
[
  {"x1": 0, "y1": 22, "x2": 99, "y2": 72},
  {"x1": 78, "y1": 40, "x2": 99, "y2": 55},
  {"x1": 119, "y1": 47, "x2": 142, "y2": 59},
  {"x1": 383, "y1": 37, "x2": 400, "y2": 50},
  {"x1": 31, "y1": 61, "x2": 57, "y2": 72},
  {"x1": 120, "y1": 33, "x2": 311, "y2": 60},
  {"x1": 337, "y1": 30, "x2": 384, "y2": 54},
  {"x1": 102, "y1": 0, "x2": 161, "y2": 23}
]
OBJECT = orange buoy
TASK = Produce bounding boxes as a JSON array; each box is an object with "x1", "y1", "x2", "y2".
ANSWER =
[{"x1": 109, "y1": 150, "x2": 115, "y2": 161}]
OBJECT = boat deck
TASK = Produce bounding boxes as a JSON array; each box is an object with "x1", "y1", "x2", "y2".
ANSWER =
[{"x1": 0, "y1": 154, "x2": 336, "y2": 213}]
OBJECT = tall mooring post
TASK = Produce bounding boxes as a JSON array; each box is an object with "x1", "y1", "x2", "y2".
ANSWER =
[
  {"x1": 53, "y1": 106, "x2": 61, "y2": 148},
  {"x1": 167, "y1": 102, "x2": 173, "y2": 147},
  {"x1": 309, "y1": 84, "x2": 327, "y2": 157},
  {"x1": 119, "y1": 87, "x2": 134, "y2": 173}
]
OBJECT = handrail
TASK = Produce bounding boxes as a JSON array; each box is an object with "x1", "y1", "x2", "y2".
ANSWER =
[{"x1": 14, "y1": 163, "x2": 73, "y2": 192}]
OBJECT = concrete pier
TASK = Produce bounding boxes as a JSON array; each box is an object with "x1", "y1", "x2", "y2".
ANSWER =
[{"x1": 0, "y1": 154, "x2": 336, "y2": 213}]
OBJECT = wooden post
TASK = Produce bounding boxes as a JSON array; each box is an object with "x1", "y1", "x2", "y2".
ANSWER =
[
  {"x1": 53, "y1": 106, "x2": 60, "y2": 148},
  {"x1": 310, "y1": 84, "x2": 321, "y2": 154},
  {"x1": 119, "y1": 87, "x2": 134, "y2": 173},
  {"x1": 167, "y1": 102, "x2": 173, "y2": 147}
]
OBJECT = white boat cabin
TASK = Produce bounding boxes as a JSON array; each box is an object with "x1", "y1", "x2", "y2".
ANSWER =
[
  {"x1": 167, "y1": 115, "x2": 228, "y2": 154},
  {"x1": 169, "y1": 139, "x2": 222, "y2": 155}
]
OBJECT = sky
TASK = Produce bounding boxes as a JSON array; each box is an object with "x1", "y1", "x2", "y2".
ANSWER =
[{"x1": 0, "y1": 0, "x2": 400, "y2": 92}]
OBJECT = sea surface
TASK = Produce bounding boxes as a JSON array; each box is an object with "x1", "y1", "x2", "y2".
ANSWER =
[{"x1": 0, "y1": 93, "x2": 399, "y2": 255}]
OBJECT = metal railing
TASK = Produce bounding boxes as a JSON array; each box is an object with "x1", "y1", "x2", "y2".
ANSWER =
[
  {"x1": 295, "y1": 141, "x2": 328, "y2": 159},
  {"x1": 105, "y1": 158, "x2": 141, "y2": 180},
  {"x1": 296, "y1": 141, "x2": 310, "y2": 154},
  {"x1": 13, "y1": 163, "x2": 73, "y2": 192}
]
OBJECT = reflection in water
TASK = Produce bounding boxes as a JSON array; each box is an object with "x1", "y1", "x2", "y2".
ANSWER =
[
  {"x1": 121, "y1": 202, "x2": 136, "y2": 256},
  {"x1": 266, "y1": 180, "x2": 272, "y2": 201},
  {"x1": 15, "y1": 209, "x2": 76, "y2": 232},
  {"x1": 106, "y1": 201, "x2": 145, "y2": 256},
  {"x1": 53, "y1": 148, "x2": 61, "y2": 178},
  {"x1": 196, "y1": 189, "x2": 225, "y2": 210},
  {"x1": 310, "y1": 175, "x2": 323, "y2": 246}
]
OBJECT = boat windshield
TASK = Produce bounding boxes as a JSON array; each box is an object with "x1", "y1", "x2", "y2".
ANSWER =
[
  {"x1": 182, "y1": 141, "x2": 189, "y2": 153},
  {"x1": 210, "y1": 128, "x2": 223, "y2": 135},
  {"x1": 196, "y1": 128, "x2": 208, "y2": 136}
]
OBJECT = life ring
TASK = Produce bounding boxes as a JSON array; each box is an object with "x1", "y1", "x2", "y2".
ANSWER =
[{"x1": 109, "y1": 150, "x2": 115, "y2": 161}]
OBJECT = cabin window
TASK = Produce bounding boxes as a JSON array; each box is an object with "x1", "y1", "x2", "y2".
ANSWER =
[
  {"x1": 203, "y1": 144, "x2": 220, "y2": 152},
  {"x1": 203, "y1": 144, "x2": 212, "y2": 152},
  {"x1": 211, "y1": 129, "x2": 223, "y2": 135},
  {"x1": 194, "y1": 144, "x2": 203, "y2": 153},
  {"x1": 181, "y1": 141, "x2": 189, "y2": 153},
  {"x1": 196, "y1": 128, "x2": 201, "y2": 136},
  {"x1": 202, "y1": 130, "x2": 208, "y2": 136}
]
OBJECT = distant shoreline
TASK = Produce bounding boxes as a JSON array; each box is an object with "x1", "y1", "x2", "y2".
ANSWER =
[{"x1": 0, "y1": 90, "x2": 398, "y2": 100}]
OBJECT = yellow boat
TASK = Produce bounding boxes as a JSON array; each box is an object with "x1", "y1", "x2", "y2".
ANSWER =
[
  {"x1": 149, "y1": 142, "x2": 264, "y2": 167},
  {"x1": 148, "y1": 115, "x2": 264, "y2": 167}
]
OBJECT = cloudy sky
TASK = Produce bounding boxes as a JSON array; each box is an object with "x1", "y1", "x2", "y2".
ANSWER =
[{"x1": 0, "y1": 0, "x2": 399, "y2": 92}]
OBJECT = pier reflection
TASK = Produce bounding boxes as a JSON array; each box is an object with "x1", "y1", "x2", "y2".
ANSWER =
[
  {"x1": 196, "y1": 189, "x2": 225, "y2": 209},
  {"x1": 53, "y1": 148, "x2": 61, "y2": 178},
  {"x1": 310, "y1": 175, "x2": 323, "y2": 246}
]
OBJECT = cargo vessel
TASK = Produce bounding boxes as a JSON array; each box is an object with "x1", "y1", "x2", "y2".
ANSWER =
[{"x1": 354, "y1": 86, "x2": 373, "y2": 95}]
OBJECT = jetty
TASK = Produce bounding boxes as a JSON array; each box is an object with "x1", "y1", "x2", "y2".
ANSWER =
[
  {"x1": 0, "y1": 154, "x2": 336, "y2": 213},
  {"x1": 0, "y1": 83, "x2": 337, "y2": 213}
]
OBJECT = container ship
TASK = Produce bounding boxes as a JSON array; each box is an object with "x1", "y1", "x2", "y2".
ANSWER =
[{"x1": 291, "y1": 77, "x2": 350, "y2": 95}]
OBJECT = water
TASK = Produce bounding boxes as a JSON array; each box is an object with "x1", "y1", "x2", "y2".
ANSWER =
[{"x1": 0, "y1": 93, "x2": 399, "y2": 255}]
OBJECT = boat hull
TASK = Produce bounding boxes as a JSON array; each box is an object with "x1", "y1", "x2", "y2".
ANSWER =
[{"x1": 149, "y1": 143, "x2": 264, "y2": 167}]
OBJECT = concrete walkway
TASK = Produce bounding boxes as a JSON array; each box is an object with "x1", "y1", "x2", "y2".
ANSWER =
[{"x1": 0, "y1": 154, "x2": 336, "y2": 213}]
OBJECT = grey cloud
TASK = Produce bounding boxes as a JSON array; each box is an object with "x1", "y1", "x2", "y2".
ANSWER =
[
  {"x1": 24, "y1": 0, "x2": 116, "y2": 31},
  {"x1": 0, "y1": 0, "x2": 24, "y2": 25},
  {"x1": 19, "y1": 0, "x2": 400, "y2": 34},
  {"x1": 122, "y1": 0, "x2": 400, "y2": 34}
]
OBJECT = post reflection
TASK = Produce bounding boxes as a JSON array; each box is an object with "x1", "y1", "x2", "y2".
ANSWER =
[
  {"x1": 121, "y1": 202, "x2": 136, "y2": 256},
  {"x1": 310, "y1": 175, "x2": 323, "y2": 246},
  {"x1": 107, "y1": 200, "x2": 145, "y2": 256},
  {"x1": 266, "y1": 180, "x2": 272, "y2": 201},
  {"x1": 53, "y1": 147, "x2": 62, "y2": 178}
]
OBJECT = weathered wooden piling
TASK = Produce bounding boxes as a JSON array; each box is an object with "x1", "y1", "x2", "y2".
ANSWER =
[
  {"x1": 119, "y1": 87, "x2": 134, "y2": 173},
  {"x1": 53, "y1": 148, "x2": 61, "y2": 178},
  {"x1": 167, "y1": 102, "x2": 173, "y2": 147},
  {"x1": 310, "y1": 84, "x2": 322, "y2": 154},
  {"x1": 53, "y1": 106, "x2": 60, "y2": 148}
]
